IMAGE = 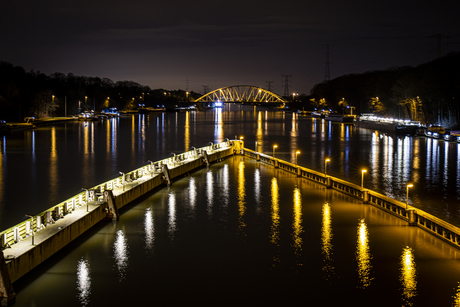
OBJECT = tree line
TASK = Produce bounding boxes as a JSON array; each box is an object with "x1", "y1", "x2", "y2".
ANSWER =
[
  {"x1": 308, "y1": 52, "x2": 460, "y2": 128},
  {"x1": 0, "y1": 62, "x2": 200, "y2": 121}
]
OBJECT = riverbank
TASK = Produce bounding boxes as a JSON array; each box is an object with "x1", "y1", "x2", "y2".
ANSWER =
[{"x1": 5, "y1": 117, "x2": 77, "y2": 131}]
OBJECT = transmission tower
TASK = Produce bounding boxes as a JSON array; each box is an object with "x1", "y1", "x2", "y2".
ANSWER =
[
  {"x1": 265, "y1": 80, "x2": 274, "y2": 92},
  {"x1": 428, "y1": 33, "x2": 451, "y2": 58},
  {"x1": 323, "y1": 44, "x2": 331, "y2": 81},
  {"x1": 281, "y1": 75, "x2": 291, "y2": 97}
]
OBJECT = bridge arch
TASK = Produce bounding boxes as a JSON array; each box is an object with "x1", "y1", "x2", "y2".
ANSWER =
[{"x1": 195, "y1": 85, "x2": 286, "y2": 103}]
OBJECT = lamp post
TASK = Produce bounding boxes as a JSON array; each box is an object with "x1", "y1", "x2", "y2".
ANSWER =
[
  {"x1": 361, "y1": 169, "x2": 367, "y2": 189},
  {"x1": 325, "y1": 158, "x2": 330, "y2": 175},
  {"x1": 295, "y1": 151, "x2": 300, "y2": 165},
  {"x1": 273, "y1": 145, "x2": 277, "y2": 158},
  {"x1": 255, "y1": 141, "x2": 258, "y2": 152},
  {"x1": 406, "y1": 184, "x2": 413, "y2": 210}
]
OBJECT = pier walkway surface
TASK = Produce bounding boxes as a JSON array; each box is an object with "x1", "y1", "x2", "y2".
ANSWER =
[{"x1": 5, "y1": 117, "x2": 77, "y2": 131}]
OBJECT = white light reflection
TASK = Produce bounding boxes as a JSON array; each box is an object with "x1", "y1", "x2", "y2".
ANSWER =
[
  {"x1": 400, "y1": 246, "x2": 417, "y2": 306},
  {"x1": 206, "y1": 171, "x2": 214, "y2": 217},
  {"x1": 214, "y1": 108, "x2": 223, "y2": 143},
  {"x1": 189, "y1": 177, "x2": 197, "y2": 209},
  {"x1": 144, "y1": 208, "x2": 154, "y2": 251},
  {"x1": 76, "y1": 258, "x2": 91, "y2": 306},
  {"x1": 254, "y1": 168, "x2": 261, "y2": 209},
  {"x1": 113, "y1": 230, "x2": 129, "y2": 282},
  {"x1": 222, "y1": 164, "x2": 229, "y2": 209},
  {"x1": 168, "y1": 192, "x2": 177, "y2": 238},
  {"x1": 356, "y1": 219, "x2": 373, "y2": 288}
]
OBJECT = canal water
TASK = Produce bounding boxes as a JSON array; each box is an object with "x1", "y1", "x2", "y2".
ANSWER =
[{"x1": 1, "y1": 104, "x2": 460, "y2": 305}]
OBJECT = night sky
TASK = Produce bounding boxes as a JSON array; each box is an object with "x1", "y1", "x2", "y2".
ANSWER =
[{"x1": 1, "y1": 0, "x2": 459, "y2": 95}]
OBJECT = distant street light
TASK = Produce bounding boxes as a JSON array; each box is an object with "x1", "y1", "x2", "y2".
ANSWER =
[
  {"x1": 295, "y1": 151, "x2": 300, "y2": 165},
  {"x1": 325, "y1": 158, "x2": 331, "y2": 175},
  {"x1": 361, "y1": 169, "x2": 367, "y2": 189},
  {"x1": 273, "y1": 145, "x2": 277, "y2": 158},
  {"x1": 406, "y1": 183, "x2": 414, "y2": 210}
]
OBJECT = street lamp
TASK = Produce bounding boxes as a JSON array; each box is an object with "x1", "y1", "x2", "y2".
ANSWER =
[
  {"x1": 406, "y1": 184, "x2": 413, "y2": 210},
  {"x1": 295, "y1": 151, "x2": 300, "y2": 165},
  {"x1": 255, "y1": 141, "x2": 258, "y2": 152},
  {"x1": 325, "y1": 158, "x2": 330, "y2": 175},
  {"x1": 273, "y1": 145, "x2": 277, "y2": 158},
  {"x1": 361, "y1": 169, "x2": 367, "y2": 189}
]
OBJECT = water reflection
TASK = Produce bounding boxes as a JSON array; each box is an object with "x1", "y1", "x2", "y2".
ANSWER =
[
  {"x1": 0, "y1": 136, "x2": 5, "y2": 212},
  {"x1": 168, "y1": 192, "x2": 177, "y2": 238},
  {"x1": 215, "y1": 108, "x2": 223, "y2": 143},
  {"x1": 453, "y1": 282, "x2": 460, "y2": 307},
  {"x1": 237, "y1": 160, "x2": 246, "y2": 232},
  {"x1": 321, "y1": 202, "x2": 334, "y2": 278},
  {"x1": 292, "y1": 188, "x2": 303, "y2": 257},
  {"x1": 76, "y1": 258, "x2": 91, "y2": 306},
  {"x1": 113, "y1": 230, "x2": 129, "y2": 282},
  {"x1": 356, "y1": 219, "x2": 372, "y2": 288},
  {"x1": 254, "y1": 168, "x2": 261, "y2": 209},
  {"x1": 222, "y1": 164, "x2": 229, "y2": 209},
  {"x1": 206, "y1": 170, "x2": 214, "y2": 217},
  {"x1": 185, "y1": 111, "x2": 190, "y2": 151},
  {"x1": 270, "y1": 177, "x2": 280, "y2": 246},
  {"x1": 50, "y1": 127, "x2": 58, "y2": 203},
  {"x1": 400, "y1": 246, "x2": 417, "y2": 306},
  {"x1": 189, "y1": 177, "x2": 197, "y2": 210},
  {"x1": 144, "y1": 208, "x2": 154, "y2": 251}
]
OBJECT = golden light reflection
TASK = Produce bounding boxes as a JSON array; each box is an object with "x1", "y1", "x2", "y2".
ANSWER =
[
  {"x1": 131, "y1": 115, "x2": 135, "y2": 155},
  {"x1": 256, "y1": 111, "x2": 263, "y2": 152},
  {"x1": 50, "y1": 127, "x2": 58, "y2": 202},
  {"x1": 237, "y1": 160, "x2": 246, "y2": 232},
  {"x1": 292, "y1": 188, "x2": 303, "y2": 256},
  {"x1": 356, "y1": 219, "x2": 372, "y2": 288},
  {"x1": 453, "y1": 282, "x2": 460, "y2": 307},
  {"x1": 185, "y1": 111, "x2": 190, "y2": 151},
  {"x1": 106, "y1": 118, "x2": 111, "y2": 153},
  {"x1": 113, "y1": 230, "x2": 129, "y2": 282},
  {"x1": 400, "y1": 246, "x2": 417, "y2": 306},
  {"x1": 76, "y1": 258, "x2": 91, "y2": 306},
  {"x1": 270, "y1": 177, "x2": 280, "y2": 245},
  {"x1": 321, "y1": 202, "x2": 334, "y2": 278},
  {"x1": 144, "y1": 208, "x2": 154, "y2": 251}
]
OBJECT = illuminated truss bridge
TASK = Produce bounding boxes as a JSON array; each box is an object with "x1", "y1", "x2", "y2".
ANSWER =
[{"x1": 195, "y1": 85, "x2": 286, "y2": 103}]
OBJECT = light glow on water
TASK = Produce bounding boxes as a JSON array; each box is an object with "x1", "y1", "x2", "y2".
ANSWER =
[
  {"x1": 400, "y1": 246, "x2": 417, "y2": 306},
  {"x1": 113, "y1": 230, "x2": 129, "y2": 282},
  {"x1": 207, "y1": 170, "x2": 214, "y2": 216},
  {"x1": 356, "y1": 218, "x2": 372, "y2": 288},
  {"x1": 168, "y1": 192, "x2": 177, "y2": 238},
  {"x1": 76, "y1": 258, "x2": 91, "y2": 306},
  {"x1": 292, "y1": 188, "x2": 303, "y2": 257},
  {"x1": 270, "y1": 177, "x2": 280, "y2": 245},
  {"x1": 144, "y1": 208, "x2": 154, "y2": 251},
  {"x1": 237, "y1": 160, "x2": 246, "y2": 232},
  {"x1": 321, "y1": 202, "x2": 334, "y2": 278}
]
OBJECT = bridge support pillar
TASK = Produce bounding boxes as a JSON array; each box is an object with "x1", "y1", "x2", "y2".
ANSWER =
[
  {"x1": 407, "y1": 209, "x2": 418, "y2": 226},
  {"x1": 296, "y1": 166, "x2": 301, "y2": 177},
  {"x1": 326, "y1": 176, "x2": 333, "y2": 189},
  {"x1": 274, "y1": 160, "x2": 279, "y2": 168},
  {"x1": 104, "y1": 190, "x2": 119, "y2": 220},
  {"x1": 0, "y1": 252, "x2": 16, "y2": 306},
  {"x1": 363, "y1": 190, "x2": 369, "y2": 204},
  {"x1": 256, "y1": 153, "x2": 260, "y2": 161}
]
